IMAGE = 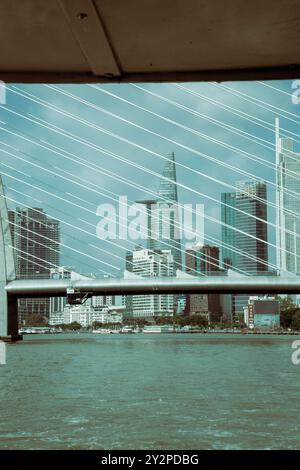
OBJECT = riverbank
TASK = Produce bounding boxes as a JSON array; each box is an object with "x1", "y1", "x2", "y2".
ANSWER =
[{"x1": 19, "y1": 327, "x2": 300, "y2": 336}]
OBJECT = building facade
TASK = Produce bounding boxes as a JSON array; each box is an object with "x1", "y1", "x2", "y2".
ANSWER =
[
  {"x1": 49, "y1": 269, "x2": 116, "y2": 325},
  {"x1": 244, "y1": 297, "x2": 280, "y2": 329},
  {"x1": 221, "y1": 192, "x2": 237, "y2": 269},
  {"x1": 125, "y1": 248, "x2": 174, "y2": 319},
  {"x1": 185, "y1": 245, "x2": 222, "y2": 322},
  {"x1": 52, "y1": 303, "x2": 124, "y2": 327}
]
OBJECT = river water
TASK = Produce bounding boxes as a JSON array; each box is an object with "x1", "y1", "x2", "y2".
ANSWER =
[{"x1": 0, "y1": 333, "x2": 299, "y2": 450}]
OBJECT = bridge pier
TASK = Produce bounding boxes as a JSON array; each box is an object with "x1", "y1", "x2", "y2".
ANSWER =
[
  {"x1": 0, "y1": 291, "x2": 21, "y2": 342},
  {"x1": 0, "y1": 176, "x2": 21, "y2": 342}
]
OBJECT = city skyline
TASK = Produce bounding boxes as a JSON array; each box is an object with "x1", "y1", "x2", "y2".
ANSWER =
[{"x1": 0, "y1": 81, "x2": 299, "y2": 276}]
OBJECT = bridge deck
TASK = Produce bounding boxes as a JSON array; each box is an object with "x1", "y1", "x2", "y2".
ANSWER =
[{"x1": 5, "y1": 276, "x2": 300, "y2": 297}]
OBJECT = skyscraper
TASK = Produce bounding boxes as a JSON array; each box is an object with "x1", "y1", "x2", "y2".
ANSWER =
[
  {"x1": 137, "y1": 152, "x2": 182, "y2": 271},
  {"x1": 9, "y1": 207, "x2": 60, "y2": 279},
  {"x1": 221, "y1": 184, "x2": 268, "y2": 273},
  {"x1": 220, "y1": 192, "x2": 237, "y2": 322},
  {"x1": 276, "y1": 118, "x2": 300, "y2": 274},
  {"x1": 221, "y1": 192, "x2": 237, "y2": 269},
  {"x1": 221, "y1": 182, "x2": 269, "y2": 319},
  {"x1": 234, "y1": 181, "x2": 268, "y2": 318},
  {"x1": 9, "y1": 207, "x2": 60, "y2": 322},
  {"x1": 235, "y1": 181, "x2": 268, "y2": 274},
  {"x1": 158, "y1": 152, "x2": 179, "y2": 202}
]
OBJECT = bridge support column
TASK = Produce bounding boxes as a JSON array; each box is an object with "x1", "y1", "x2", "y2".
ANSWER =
[
  {"x1": 0, "y1": 289, "x2": 21, "y2": 342},
  {"x1": 0, "y1": 176, "x2": 21, "y2": 342}
]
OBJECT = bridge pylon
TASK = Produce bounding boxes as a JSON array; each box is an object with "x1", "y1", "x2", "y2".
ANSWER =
[{"x1": 0, "y1": 176, "x2": 21, "y2": 342}]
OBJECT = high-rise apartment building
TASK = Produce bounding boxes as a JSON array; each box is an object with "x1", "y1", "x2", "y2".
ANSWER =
[
  {"x1": 9, "y1": 208, "x2": 60, "y2": 278},
  {"x1": 8, "y1": 207, "x2": 60, "y2": 322}
]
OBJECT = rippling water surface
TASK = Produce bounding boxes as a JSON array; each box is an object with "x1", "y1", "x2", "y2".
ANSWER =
[{"x1": 0, "y1": 333, "x2": 299, "y2": 450}]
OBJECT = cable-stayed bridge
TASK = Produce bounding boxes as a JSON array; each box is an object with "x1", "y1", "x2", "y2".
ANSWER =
[
  {"x1": 1, "y1": 78, "x2": 300, "y2": 341},
  {"x1": 2, "y1": 168, "x2": 300, "y2": 344}
]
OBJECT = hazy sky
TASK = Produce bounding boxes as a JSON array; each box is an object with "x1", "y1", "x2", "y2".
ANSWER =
[{"x1": 0, "y1": 79, "x2": 299, "y2": 276}]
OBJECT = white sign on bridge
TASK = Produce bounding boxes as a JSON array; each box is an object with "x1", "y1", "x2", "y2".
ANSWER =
[{"x1": 0, "y1": 341, "x2": 6, "y2": 365}]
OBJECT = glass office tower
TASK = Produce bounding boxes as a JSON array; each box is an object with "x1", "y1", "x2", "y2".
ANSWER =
[
  {"x1": 235, "y1": 181, "x2": 268, "y2": 274},
  {"x1": 137, "y1": 152, "x2": 182, "y2": 271},
  {"x1": 221, "y1": 192, "x2": 237, "y2": 269},
  {"x1": 276, "y1": 118, "x2": 300, "y2": 275}
]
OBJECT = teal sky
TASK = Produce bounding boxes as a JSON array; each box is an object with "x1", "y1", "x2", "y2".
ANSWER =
[{"x1": 0, "y1": 79, "x2": 299, "y2": 276}]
